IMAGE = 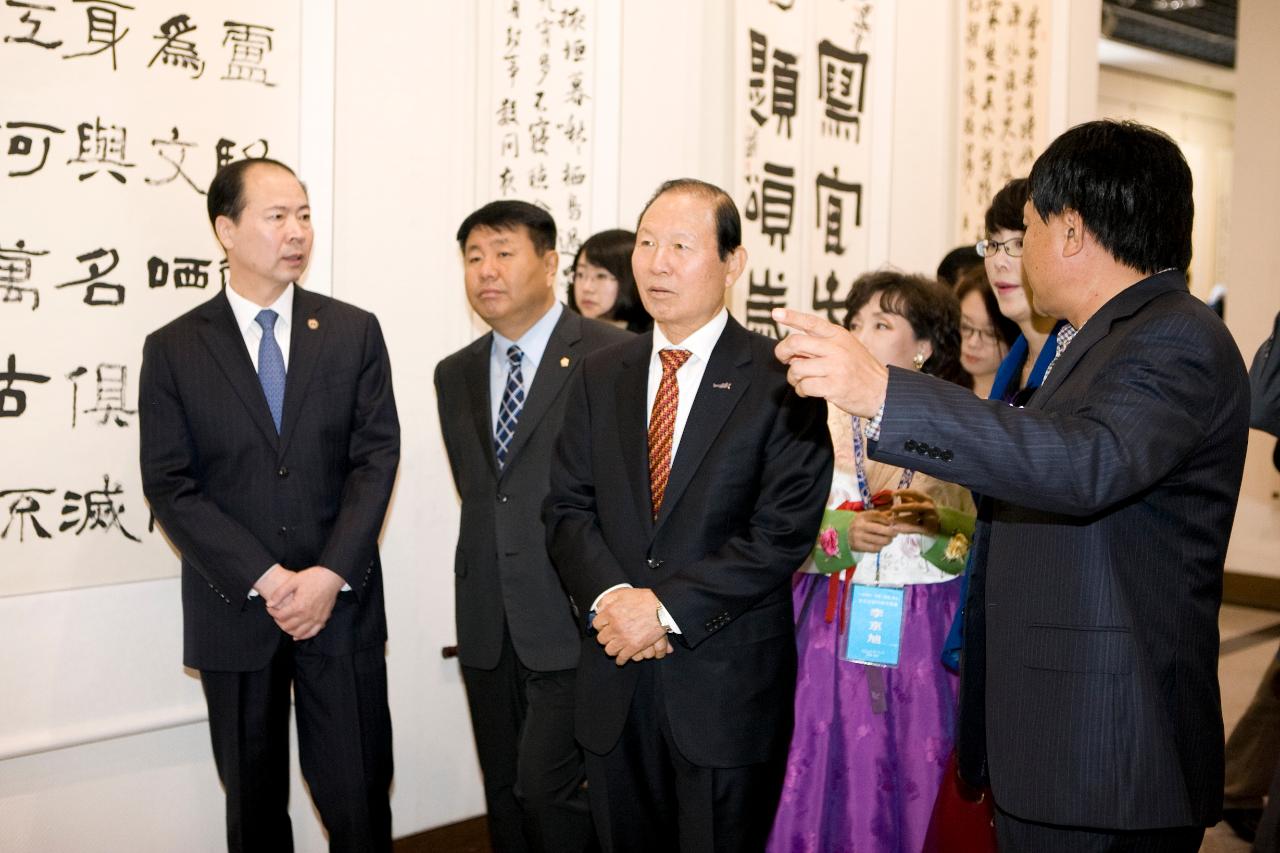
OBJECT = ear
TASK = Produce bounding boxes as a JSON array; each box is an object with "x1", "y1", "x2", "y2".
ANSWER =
[
  {"x1": 918, "y1": 339, "x2": 934, "y2": 364},
  {"x1": 542, "y1": 249, "x2": 560, "y2": 285},
  {"x1": 724, "y1": 245, "x2": 748, "y2": 289},
  {"x1": 1061, "y1": 208, "x2": 1085, "y2": 259},
  {"x1": 214, "y1": 215, "x2": 235, "y2": 252}
]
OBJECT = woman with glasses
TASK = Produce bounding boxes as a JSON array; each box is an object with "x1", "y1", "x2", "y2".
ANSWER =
[
  {"x1": 953, "y1": 265, "x2": 1019, "y2": 398},
  {"x1": 769, "y1": 271, "x2": 975, "y2": 853},
  {"x1": 566, "y1": 228, "x2": 653, "y2": 333},
  {"x1": 975, "y1": 178, "x2": 1066, "y2": 405}
]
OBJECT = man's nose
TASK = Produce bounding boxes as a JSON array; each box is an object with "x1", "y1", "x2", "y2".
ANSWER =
[{"x1": 648, "y1": 245, "x2": 672, "y2": 274}]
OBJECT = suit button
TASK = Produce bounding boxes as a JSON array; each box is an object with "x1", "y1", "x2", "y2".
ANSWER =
[
  {"x1": 278, "y1": 526, "x2": 287, "y2": 536},
  {"x1": 498, "y1": 493, "x2": 510, "y2": 503},
  {"x1": 904, "y1": 439, "x2": 918, "y2": 452},
  {"x1": 928, "y1": 447, "x2": 940, "y2": 459},
  {"x1": 917, "y1": 444, "x2": 929, "y2": 455},
  {"x1": 941, "y1": 450, "x2": 954, "y2": 462},
  {"x1": 277, "y1": 467, "x2": 289, "y2": 478}
]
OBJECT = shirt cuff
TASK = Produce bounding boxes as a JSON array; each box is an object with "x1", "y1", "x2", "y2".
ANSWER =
[
  {"x1": 865, "y1": 402, "x2": 886, "y2": 441},
  {"x1": 657, "y1": 602, "x2": 682, "y2": 634},
  {"x1": 591, "y1": 583, "x2": 632, "y2": 613}
]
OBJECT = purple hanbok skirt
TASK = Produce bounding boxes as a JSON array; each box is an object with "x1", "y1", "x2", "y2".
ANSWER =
[{"x1": 766, "y1": 573, "x2": 961, "y2": 853}]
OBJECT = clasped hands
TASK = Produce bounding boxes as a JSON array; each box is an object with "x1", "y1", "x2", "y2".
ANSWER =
[
  {"x1": 850, "y1": 490, "x2": 939, "y2": 553},
  {"x1": 255, "y1": 564, "x2": 346, "y2": 641},
  {"x1": 594, "y1": 587, "x2": 674, "y2": 667}
]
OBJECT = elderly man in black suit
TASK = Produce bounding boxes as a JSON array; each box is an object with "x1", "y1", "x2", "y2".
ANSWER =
[
  {"x1": 435, "y1": 201, "x2": 629, "y2": 853},
  {"x1": 140, "y1": 158, "x2": 400, "y2": 853},
  {"x1": 776, "y1": 120, "x2": 1251, "y2": 852},
  {"x1": 544, "y1": 179, "x2": 833, "y2": 852}
]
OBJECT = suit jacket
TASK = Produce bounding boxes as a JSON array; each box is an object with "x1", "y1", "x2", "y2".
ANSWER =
[
  {"x1": 435, "y1": 309, "x2": 630, "y2": 672},
  {"x1": 544, "y1": 316, "x2": 833, "y2": 767},
  {"x1": 872, "y1": 271, "x2": 1249, "y2": 829},
  {"x1": 139, "y1": 287, "x2": 400, "y2": 672}
]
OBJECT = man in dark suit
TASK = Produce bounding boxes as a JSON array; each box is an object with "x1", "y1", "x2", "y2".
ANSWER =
[
  {"x1": 139, "y1": 158, "x2": 400, "y2": 853},
  {"x1": 776, "y1": 120, "x2": 1250, "y2": 852},
  {"x1": 435, "y1": 201, "x2": 628, "y2": 853},
  {"x1": 544, "y1": 179, "x2": 833, "y2": 852}
]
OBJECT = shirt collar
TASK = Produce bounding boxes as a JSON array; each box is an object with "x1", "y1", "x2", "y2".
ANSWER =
[
  {"x1": 651, "y1": 308, "x2": 728, "y2": 366},
  {"x1": 492, "y1": 301, "x2": 563, "y2": 369},
  {"x1": 225, "y1": 281, "x2": 295, "y2": 336}
]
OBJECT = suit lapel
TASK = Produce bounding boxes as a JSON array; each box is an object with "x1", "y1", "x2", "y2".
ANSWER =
[
  {"x1": 655, "y1": 317, "x2": 752, "y2": 531},
  {"x1": 465, "y1": 332, "x2": 499, "y2": 479},
  {"x1": 1030, "y1": 271, "x2": 1187, "y2": 410},
  {"x1": 618, "y1": 333, "x2": 656, "y2": 533},
  {"x1": 196, "y1": 291, "x2": 280, "y2": 448},
  {"x1": 278, "y1": 288, "x2": 327, "y2": 456},
  {"x1": 499, "y1": 310, "x2": 582, "y2": 481}
]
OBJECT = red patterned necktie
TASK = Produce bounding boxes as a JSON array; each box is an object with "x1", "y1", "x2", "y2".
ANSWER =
[{"x1": 648, "y1": 348, "x2": 692, "y2": 520}]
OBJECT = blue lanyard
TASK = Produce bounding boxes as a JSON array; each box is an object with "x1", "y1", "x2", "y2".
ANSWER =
[{"x1": 850, "y1": 415, "x2": 913, "y2": 509}]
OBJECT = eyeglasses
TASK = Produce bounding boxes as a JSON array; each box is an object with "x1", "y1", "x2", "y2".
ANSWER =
[
  {"x1": 975, "y1": 236, "x2": 1023, "y2": 258},
  {"x1": 959, "y1": 322, "x2": 1000, "y2": 344}
]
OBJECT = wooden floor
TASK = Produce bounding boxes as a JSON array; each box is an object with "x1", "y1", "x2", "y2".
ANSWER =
[{"x1": 394, "y1": 816, "x2": 489, "y2": 853}]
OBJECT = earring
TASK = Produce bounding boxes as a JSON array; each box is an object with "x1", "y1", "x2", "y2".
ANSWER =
[{"x1": 912, "y1": 351, "x2": 926, "y2": 370}]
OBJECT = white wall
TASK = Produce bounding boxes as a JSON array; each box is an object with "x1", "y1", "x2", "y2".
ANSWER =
[{"x1": 1224, "y1": 0, "x2": 1280, "y2": 580}]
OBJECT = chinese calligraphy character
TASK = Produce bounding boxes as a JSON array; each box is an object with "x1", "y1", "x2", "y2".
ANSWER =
[
  {"x1": 816, "y1": 40, "x2": 868, "y2": 141},
  {"x1": 56, "y1": 247, "x2": 124, "y2": 305},
  {"x1": 60, "y1": 474, "x2": 141, "y2": 542},
  {"x1": 811, "y1": 271, "x2": 846, "y2": 326},
  {"x1": 0, "y1": 239, "x2": 47, "y2": 310},
  {"x1": 3, "y1": 0, "x2": 61, "y2": 49},
  {"x1": 815, "y1": 166, "x2": 863, "y2": 255},
  {"x1": 770, "y1": 48, "x2": 799, "y2": 139},
  {"x1": 63, "y1": 0, "x2": 132, "y2": 70},
  {"x1": 0, "y1": 488, "x2": 55, "y2": 541},
  {"x1": 0, "y1": 354, "x2": 50, "y2": 417},
  {"x1": 67, "y1": 363, "x2": 135, "y2": 427},
  {"x1": 745, "y1": 163, "x2": 796, "y2": 252},
  {"x1": 748, "y1": 30, "x2": 768, "y2": 127},
  {"x1": 145, "y1": 127, "x2": 204, "y2": 193},
  {"x1": 214, "y1": 137, "x2": 268, "y2": 171},
  {"x1": 147, "y1": 13, "x2": 205, "y2": 78},
  {"x1": 67, "y1": 117, "x2": 134, "y2": 183},
  {"x1": 745, "y1": 269, "x2": 787, "y2": 339},
  {"x1": 147, "y1": 255, "x2": 211, "y2": 289},
  {"x1": 5, "y1": 121, "x2": 65, "y2": 177},
  {"x1": 221, "y1": 20, "x2": 275, "y2": 86}
]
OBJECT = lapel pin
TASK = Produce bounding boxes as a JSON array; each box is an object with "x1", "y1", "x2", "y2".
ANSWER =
[
  {"x1": 712, "y1": 381, "x2": 732, "y2": 390},
  {"x1": 560, "y1": 356, "x2": 570, "y2": 367},
  {"x1": 307, "y1": 318, "x2": 319, "y2": 330}
]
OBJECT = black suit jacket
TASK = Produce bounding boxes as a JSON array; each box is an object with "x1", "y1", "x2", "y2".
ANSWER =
[
  {"x1": 872, "y1": 271, "x2": 1249, "y2": 829},
  {"x1": 435, "y1": 308, "x2": 630, "y2": 672},
  {"x1": 544, "y1": 316, "x2": 833, "y2": 767},
  {"x1": 139, "y1": 288, "x2": 400, "y2": 672}
]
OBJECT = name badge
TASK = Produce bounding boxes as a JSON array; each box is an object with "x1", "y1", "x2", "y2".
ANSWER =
[{"x1": 842, "y1": 584, "x2": 905, "y2": 668}]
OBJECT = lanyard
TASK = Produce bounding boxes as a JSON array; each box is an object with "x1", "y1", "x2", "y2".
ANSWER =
[{"x1": 850, "y1": 415, "x2": 914, "y2": 508}]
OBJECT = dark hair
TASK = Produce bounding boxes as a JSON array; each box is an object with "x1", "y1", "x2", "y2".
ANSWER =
[
  {"x1": 456, "y1": 200, "x2": 557, "y2": 256},
  {"x1": 953, "y1": 265, "x2": 1020, "y2": 349},
  {"x1": 843, "y1": 270, "x2": 971, "y2": 389},
  {"x1": 984, "y1": 177, "x2": 1031, "y2": 235},
  {"x1": 567, "y1": 229, "x2": 652, "y2": 333},
  {"x1": 636, "y1": 178, "x2": 741, "y2": 261},
  {"x1": 1028, "y1": 119, "x2": 1192, "y2": 274},
  {"x1": 936, "y1": 244, "x2": 985, "y2": 287},
  {"x1": 206, "y1": 158, "x2": 300, "y2": 228}
]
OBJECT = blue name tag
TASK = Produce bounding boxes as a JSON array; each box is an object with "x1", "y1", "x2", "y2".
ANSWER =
[{"x1": 843, "y1": 584, "x2": 905, "y2": 668}]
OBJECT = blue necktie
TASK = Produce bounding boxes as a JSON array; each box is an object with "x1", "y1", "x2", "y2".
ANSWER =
[
  {"x1": 255, "y1": 309, "x2": 286, "y2": 433},
  {"x1": 494, "y1": 344, "x2": 525, "y2": 469}
]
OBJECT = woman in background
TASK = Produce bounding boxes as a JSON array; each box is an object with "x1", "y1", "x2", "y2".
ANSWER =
[
  {"x1": 769, "y1": 271, "x2": 975, "y2": 853},
  {"x1": 566, "y1": 228, "x2": 652, "y2": 333},
  {"x1": 953, "y1": 265, "x2": 1019, "y2": 399}
]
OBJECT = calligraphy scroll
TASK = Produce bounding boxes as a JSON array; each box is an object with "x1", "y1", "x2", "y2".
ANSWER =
[{"x1": 0, "y1": 0, "x2": 301, "y2": 596}]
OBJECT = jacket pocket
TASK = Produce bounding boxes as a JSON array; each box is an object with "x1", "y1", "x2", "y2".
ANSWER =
[{"x1": 1023, "y1": 623, "x2": 1133, "y2": 675}]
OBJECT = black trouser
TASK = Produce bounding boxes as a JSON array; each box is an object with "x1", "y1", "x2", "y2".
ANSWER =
[
  {"x1": 994, "y1": 807, "x2": 1204, "y2": 853},
  {"x1": 584, "y1": 662, "x2": 786, "y2": 853},
  {"x1": 461, "y1": 628, "x2": 595, "y2": 853},
  {"x1": 201, "y1": 636, "x2": 393, "y2": 853}
]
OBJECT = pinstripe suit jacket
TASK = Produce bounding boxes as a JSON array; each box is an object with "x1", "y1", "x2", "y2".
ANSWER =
[
  {"x1": 872, "y1": 271, "x2": 1249, "y2": 829},
  {"x1": 139, "y1": 288, "x2": 400, "y2": 672}
]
